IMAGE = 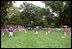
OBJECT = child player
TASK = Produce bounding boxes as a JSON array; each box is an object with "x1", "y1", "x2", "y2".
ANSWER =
[
  {"x1": 48, "y1": 27, "x2": 51, "y2": 34},
  {"x1": 64, "y1": 27, "x2": 66, "y2": 36},
  {"x1": 70, "y1": 27, "x2": 71, "y2": 36},
  {"x1": 2, "y1": 28, "x2": 5, "y2": 37},
  {"x1": 36, "y1": 28, "x2": 38, "y2": 34},
  {"x1": 9, "y1": 26, "x2": 13, "y2": 37},
  {"x1": 45, "y1": 28, "x2": 48, "y2": 35}
]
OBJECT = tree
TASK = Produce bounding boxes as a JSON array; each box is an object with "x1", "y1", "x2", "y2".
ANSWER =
[
  {"x1": 1, "y1": 1, "x2": 23, "y2": 25},
  {"x1": 9, "y1": 15, "x2": 23, "y2": 25},
  {"x1": 1, "y1": 1, "x2": 13, "y2": 25},
  {"x1": 20, "y1": 2, "x2": 44, "y2": 27},
  {"x1": 20, "y1": 2, "x2": 52, "y2": 27},
  {"x1": 7, "y1": 4, "x2": 23, "y2": 25},
  {"x1": 42, "y1": 1, "x2": 71, "y2": 27}
]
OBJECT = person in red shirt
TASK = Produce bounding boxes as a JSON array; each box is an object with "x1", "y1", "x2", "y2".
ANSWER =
[
  {"x1": 48, "y1": 27, "x2": 51, "y2": 34},
  {"x1": 70, "y1": 27, "x2": 71, "y2": 36},
  {"x1": 45, "y1": 28, "x2": 48, "y2": 35},
  {"x1": 36, "y1": 28, "x2": 38, "y2": 34},
  {"x1": 2, "y1": 28, "x2": 5, "y2": 37},
  {"x1": 64, "y1": 27, "x2": 66, "y2": 36}
]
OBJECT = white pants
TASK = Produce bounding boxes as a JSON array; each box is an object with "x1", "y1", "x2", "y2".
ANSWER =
[
  {"x1": 9, "y1": 32, "x2": 13, "y2": 36},
  {"x1": 46, "y1": 32, "x2": 48, "y2": 35},
  {"x1": 2, "y1": 33, "x2": 4, "y2": 36},
  {"x1": 36, "y1": 32, "x2": 38, "y2": 34},
  {"x1": 48, "y1": 31, "x2": 50, "y2": 33},
  {"x1": 64, "y1": 32, "x2": 66, "y2": 36}
]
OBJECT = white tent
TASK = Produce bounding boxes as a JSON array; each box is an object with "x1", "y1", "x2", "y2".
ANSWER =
[{"x1": 64, "y1": 25, "x2": 68, "y2": 28}]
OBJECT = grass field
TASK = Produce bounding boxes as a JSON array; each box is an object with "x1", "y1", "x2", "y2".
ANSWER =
[{"x1": 1, "y1": 30, "x2": 71, "y2": 48}]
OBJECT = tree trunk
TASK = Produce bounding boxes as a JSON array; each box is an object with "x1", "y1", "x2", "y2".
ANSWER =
[{"x1": 59, "y1": 9, "x2": 63, "y2": 27}]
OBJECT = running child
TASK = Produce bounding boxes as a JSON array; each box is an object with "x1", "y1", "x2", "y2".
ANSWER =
[
  {"x1": 70, "y1": 27, "x2": 71, "y2": 36},
  {"x1": 64, "y1": 27, "x2": 66, "y2": 36},
  {"x1": 2, "y1": 28, "x2": 5, "y2": 37},
  {"x1": 36, "y1": 28, "x2": 38, "y2": 34},
  {"x1": 45, "y1": 28, "x2": 48, "y2": 35},
  {"x1": 48, "y1": 27, "x2": 51, "y2": 34},
  {"x1": 9, "y1": 26, "x2": 13, "y2": 37}
]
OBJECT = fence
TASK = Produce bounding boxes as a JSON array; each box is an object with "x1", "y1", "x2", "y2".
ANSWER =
[{"x1": 1, "y1": 28, "x2": 71, "y2": 32}]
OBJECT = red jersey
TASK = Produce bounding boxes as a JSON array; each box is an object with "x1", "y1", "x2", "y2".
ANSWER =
[
  {"x1": 64, "y1": 28, "x2": 66, "y2": 32},
  {"x1": 70, "y1": 28, "x2": 71, "y2": 31},
  {"x1": 2, "y1": 29, "x2": 5, "y2": 33},
  {"x1": 48, "y1": 28, "x2": 50, "y2": 31},
  {"x1": 45, "y1": 29, "x2": 47, "y2": 32},
  {"x1": 36, "y1": 29, "x2": 38, "y2": 32}
]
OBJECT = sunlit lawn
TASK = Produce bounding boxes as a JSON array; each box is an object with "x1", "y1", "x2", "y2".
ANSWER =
[{"x1": 1, "y1": 30, "x2": 71, "y2": 48}]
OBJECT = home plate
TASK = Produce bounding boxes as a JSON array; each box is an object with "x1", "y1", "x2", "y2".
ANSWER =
[{"x1": 62, "y1": 36, "x2": 65, "y2": 38}]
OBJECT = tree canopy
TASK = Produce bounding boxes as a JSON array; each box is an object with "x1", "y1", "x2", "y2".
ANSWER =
[
  {"x1": 42, "y1": 1, "x2": 71, "y2": 27},
  {"x1": 1, "y1": 1, "x2": 71, "y2": 27}
]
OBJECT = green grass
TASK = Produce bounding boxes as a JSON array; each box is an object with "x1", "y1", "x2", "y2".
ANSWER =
[{"x1": 1, "y1": 30, "x2": 71, "y2": 48}]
